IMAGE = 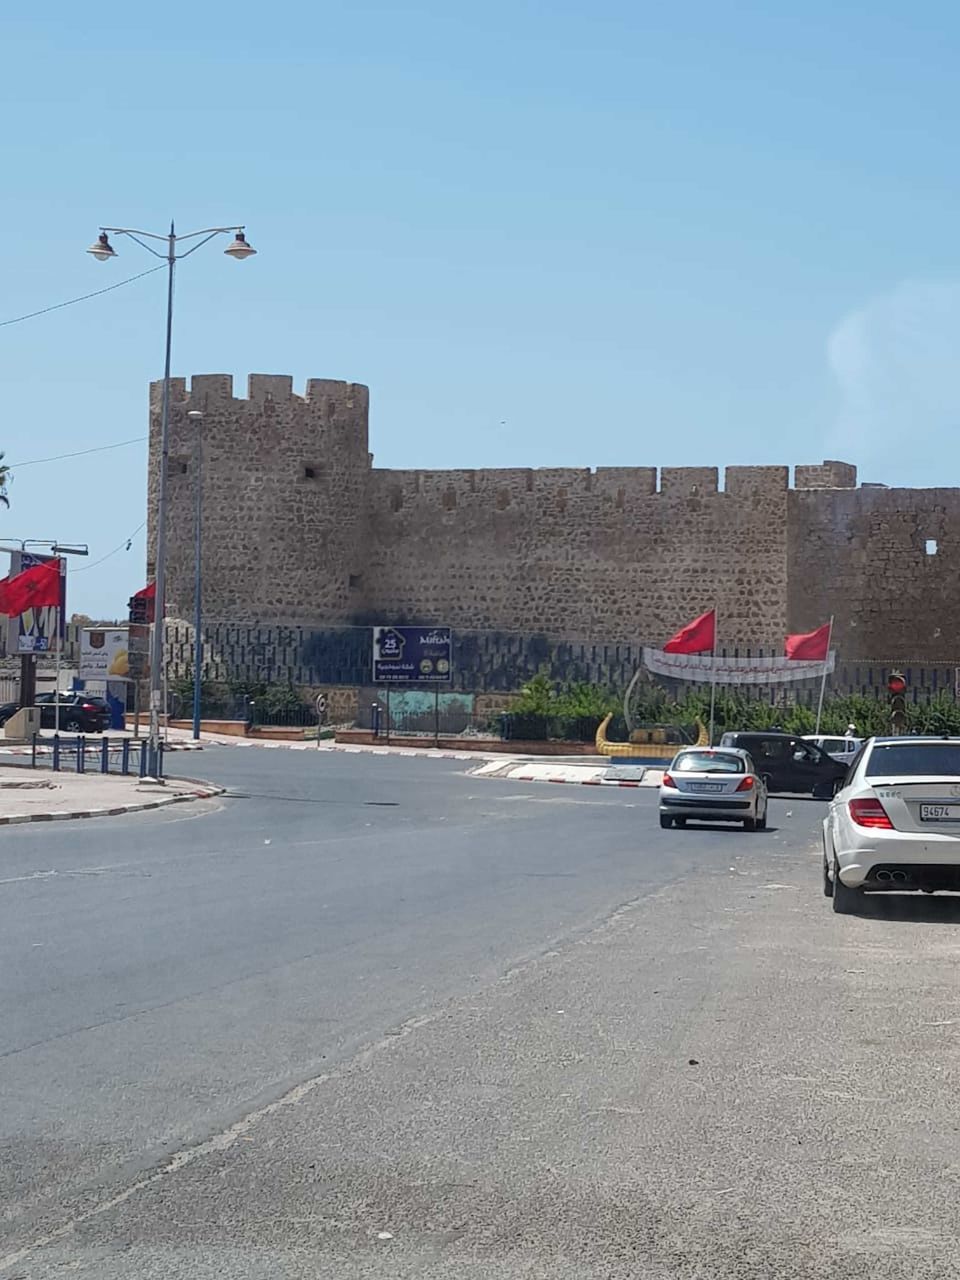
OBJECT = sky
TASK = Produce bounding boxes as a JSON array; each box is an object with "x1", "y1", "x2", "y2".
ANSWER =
[{"x1": 3, "y1": 1, "x2": 960, "y2": 616}]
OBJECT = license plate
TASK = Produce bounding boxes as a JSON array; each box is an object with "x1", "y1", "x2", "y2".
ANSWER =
[
  {"x1": 920, "y1": 804, "x2": 960, "y2": 822},
  {"x1": 687, "y1": 782, "x2": 724, "y2": 793}
]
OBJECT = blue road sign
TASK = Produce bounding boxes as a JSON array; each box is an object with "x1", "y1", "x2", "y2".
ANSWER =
[{"x1": 372, "y1": 625, "x2": 452, "y2": 683}]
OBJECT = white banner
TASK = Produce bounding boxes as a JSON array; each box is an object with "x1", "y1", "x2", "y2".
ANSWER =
[
  {"x1": 643, "y1": 647, "x2": 835, "y2": 686},
  {"x1": 80, "y1": 628, "x2": 131, "y2": 680}
]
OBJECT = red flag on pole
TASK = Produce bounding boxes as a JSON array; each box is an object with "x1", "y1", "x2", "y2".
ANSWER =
[
  {"x1": 663, "y1": 609, "x2": 716, "y2": 655},
  {"x1": 0, "y1": 558, "x2": 62, "y2": 616},
  {"x1": 784, "y1": 622, "x2": 831, "y2": 661}
]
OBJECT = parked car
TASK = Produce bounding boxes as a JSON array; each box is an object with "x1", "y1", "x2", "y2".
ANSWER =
[
  {"x1": 34, "y1": 693, "x2": 110, "y2": 733},
  {"x1": 659, "y1": 746, "x2": 768, "y2": 830},
  {"x1": 718, "y1": 731, "x2": 847, "y2": 796},
  {"x1": 824, "y1": 736, "x2": 960, "y2": 912},
  {"x1": 803, "y1": 733, "x2": 863, "y2": 766}
]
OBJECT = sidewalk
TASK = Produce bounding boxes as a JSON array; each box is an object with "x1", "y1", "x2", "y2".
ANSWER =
[{"x1": 0, "y1": 767, "x2": 223, "y2": 826}]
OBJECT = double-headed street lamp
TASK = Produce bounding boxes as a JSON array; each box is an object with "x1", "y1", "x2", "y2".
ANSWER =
[{"x1": 88, "y1": 223, "x2": 257, "y2": 774}]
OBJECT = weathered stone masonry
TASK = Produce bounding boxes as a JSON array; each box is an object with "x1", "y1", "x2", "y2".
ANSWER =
[{"x1": 149, "y1": 375, "x2": 960, "y2": 691}]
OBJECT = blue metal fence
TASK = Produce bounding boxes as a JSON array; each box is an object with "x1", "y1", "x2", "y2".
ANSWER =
[{"x1": 28, "y1": 735, "x2": 163, "y2": 777}]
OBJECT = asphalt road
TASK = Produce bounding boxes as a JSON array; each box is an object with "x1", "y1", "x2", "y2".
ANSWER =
[{"x1": 3, "y1": 747, "x2": 960, "y2": 1277}]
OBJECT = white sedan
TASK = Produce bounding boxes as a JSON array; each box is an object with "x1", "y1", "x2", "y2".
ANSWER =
[
  {"x1": 659, "y1": 746, "x2": 768, "y2": 830},
  {"x1": 824, "y1": 736, "x2": 960, "y2": 912}
]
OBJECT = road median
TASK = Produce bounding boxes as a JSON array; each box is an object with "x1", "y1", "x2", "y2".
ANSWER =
[{"x1": 0, "y1": 766, "x2": 223, "y2": 826}]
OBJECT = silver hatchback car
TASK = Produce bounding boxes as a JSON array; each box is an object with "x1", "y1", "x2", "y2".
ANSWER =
[{"x1": 659, "y1": 746, "x2": 768, "y2": 830}]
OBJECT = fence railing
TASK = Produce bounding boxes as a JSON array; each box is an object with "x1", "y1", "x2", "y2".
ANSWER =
[{"x1": 22, "y1": 735, "x2": 163, "y2": 777}]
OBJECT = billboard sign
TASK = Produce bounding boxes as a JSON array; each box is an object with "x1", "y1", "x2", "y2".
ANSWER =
[
  {"x1": 80, "y1": 628, "x2": 132, "y2": 680},
  {"x1": 372, "y1": 625, "x2": 452, "y2": 683},
  {"x1": 7, "y1": 552, "x2": 65, "y2": 654}
]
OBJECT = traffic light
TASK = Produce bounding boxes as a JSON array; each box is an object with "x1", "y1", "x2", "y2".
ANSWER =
[{"x1": 888, "y1": 670, "x2": 907, "y2": 733}]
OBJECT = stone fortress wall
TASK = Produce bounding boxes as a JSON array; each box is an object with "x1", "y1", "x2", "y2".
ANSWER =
[{"x1": 149, "y1": 375, "x2": 960, "y2": 690}]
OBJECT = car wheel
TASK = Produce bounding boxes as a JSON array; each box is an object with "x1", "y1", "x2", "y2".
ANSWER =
[
  {"x1": 674, "y1": 817, "x2": 687, "y2": 827},
  {"x1": 63, "y1": 717, "x2": 82, "y2": 732},
  {"x1": 822, "y1": 851, "x2": 834, "y2": 897},
  {"x1": 744, "y1": 816, "x2": 758, "y2": 831},
  {"x1": 832, "y1": 859, "x2": 860, "y2": 914},
  {"x1": 659, "y1": 814, "x2": 673, "y2": 829}
]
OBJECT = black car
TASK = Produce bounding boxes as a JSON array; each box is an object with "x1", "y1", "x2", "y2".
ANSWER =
[
  {"x1": 33, "y1": 693, "x2": 110, "y2": 733},
  {"x1": 718, "y1": 731, "x2": 848, "y2": 797}
]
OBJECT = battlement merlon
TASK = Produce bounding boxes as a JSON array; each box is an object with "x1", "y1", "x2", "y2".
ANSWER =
[{"x1": 149, "y1": 374, "x2": 370, "y2": 415}]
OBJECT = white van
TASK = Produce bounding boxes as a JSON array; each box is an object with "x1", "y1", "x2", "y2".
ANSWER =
[{"x1": 802, "y1": 734, "x2": 863, "y2": 766}]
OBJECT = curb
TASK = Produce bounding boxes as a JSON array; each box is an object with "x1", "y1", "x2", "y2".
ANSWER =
[
  {"x1": 0, "y1": 780, "x2": 225, "y2": 827},
  {"x1": 189, "y1": 737, "x2": 482, "y2": 760},
  {"x1": 511, "y1": 774, "x2": 645, "y2": 788}
]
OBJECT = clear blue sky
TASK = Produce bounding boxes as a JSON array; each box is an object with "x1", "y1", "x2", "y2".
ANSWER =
[{"x1": 4, "y1": 2, "x2": 959, "y2": 616}]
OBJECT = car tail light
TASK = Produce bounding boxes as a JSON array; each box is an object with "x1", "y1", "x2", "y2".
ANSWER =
[
  {"x1": 735, "y1": 776, "x2": 755, "y2": 792},
  {"x1": 81, "y1": 703, "x2": 97, "y2": 712},
  {"x1": 662, "y1": 773, "x2": 677, "y2": 788},
  {"x1": 848, "y1": 797, "x2": 894, "y2": 829}
]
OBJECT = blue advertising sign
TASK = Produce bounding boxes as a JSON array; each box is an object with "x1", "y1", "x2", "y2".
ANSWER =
[
  {"x1": 372, "y1": 625, "x2": 452, "y2": 683},
  {"x1": 7, "y1": 551, "x2": 65, "y2": 654}
]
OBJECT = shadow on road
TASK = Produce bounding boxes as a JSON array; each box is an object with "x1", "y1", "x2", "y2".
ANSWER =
[
  {"x1": 673, "y1": 823, "x2": 780, "y2": 835},
  {"x1": 850, "y1": 893, "x2": 960, "y2": 925}
]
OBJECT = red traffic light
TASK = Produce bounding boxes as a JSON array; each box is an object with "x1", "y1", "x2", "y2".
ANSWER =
[{"x1": 888, "y1": 672, "x2": 907, "y2": 695}]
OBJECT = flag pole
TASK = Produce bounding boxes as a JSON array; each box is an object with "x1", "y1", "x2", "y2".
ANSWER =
[
  {"x1": 54, "y1": 559, "x2": 64, "y2": 734},
  {"x1": 708, "y1": 604, "x2": 718, "y2": 745},
  {"x1": 814, "y1": 615, "x2": 834, "y2": 736}
]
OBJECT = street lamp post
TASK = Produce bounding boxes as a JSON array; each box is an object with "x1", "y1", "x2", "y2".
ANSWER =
[
  {"x1": 88, "y1": 223, "x2": 256, "y2": 775},
  {"x1": 188, "y1": 409, "x2": 204, "y2": 740}
]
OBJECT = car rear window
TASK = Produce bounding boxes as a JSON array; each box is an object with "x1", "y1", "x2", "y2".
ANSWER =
[
  {"x1": 823, "y1": 739, "x2": 846, "y2": 752},
  {"x1": 673, "y1": 751, "x2": 745, "y2": 774},
  {"x1": 866, "y1": 742, "x2": 960, "y2": 777}
]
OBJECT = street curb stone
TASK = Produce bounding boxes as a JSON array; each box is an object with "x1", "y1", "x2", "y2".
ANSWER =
[{"x1": 0, "y1": 780, "x2": 225, "y2": 826}]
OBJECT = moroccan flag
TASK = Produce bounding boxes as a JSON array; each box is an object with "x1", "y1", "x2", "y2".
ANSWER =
[
  {"x1": 784, "y1": 622, "x2": 831, "y2": 661},
  {"x1": 135, "y1": 581, "x2": 156, "y2": 599},
  {"x1": 0, "y1": 558, "x2": 62, "y2": 616},
  {"x1": 663, "y1": 609, "x2": 716, "y2": 655}
]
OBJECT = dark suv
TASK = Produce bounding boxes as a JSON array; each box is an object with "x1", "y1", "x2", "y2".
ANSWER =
[
  {"x1": 34, "y1": 694, "x2": 110, "y2": 733},
  {"x1": 718, "y1": 731, "x2": 848, "y2": 796}
]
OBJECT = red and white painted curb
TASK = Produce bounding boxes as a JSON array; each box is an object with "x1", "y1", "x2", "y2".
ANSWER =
[
  {"x1": 0, "y1": 782, "x2": 225, "y2": 826},
  {"x1": 510, "y1": 774, "x2": 647, "y2": 788}
]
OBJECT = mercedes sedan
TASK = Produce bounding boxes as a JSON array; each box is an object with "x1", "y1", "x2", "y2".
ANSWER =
[{"x1": 824, "y1": 736, "x2": 960, "y2": 912}]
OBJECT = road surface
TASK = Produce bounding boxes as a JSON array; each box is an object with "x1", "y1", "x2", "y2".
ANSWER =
[{"x1": 2, "y1": 748, "x2": 959, "y2": 1277}]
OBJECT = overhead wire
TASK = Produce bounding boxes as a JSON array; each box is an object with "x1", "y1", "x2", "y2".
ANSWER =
[
  {"x1": 71, "y1": 522, "x2": 147, "y2": 573},
  {"x1": 7, "y1": 438, "x2": 146, "y2": 469},
  {"x1": 0, "y1": 264, "x2": 165, "y2": 328}
]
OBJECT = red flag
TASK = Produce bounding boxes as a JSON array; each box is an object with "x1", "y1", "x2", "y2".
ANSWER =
[
  {"x1": 134, "y1": 581, "x2": 156, "y2": 599},
  {"x1": 0, "y1": 558, "x2": 62, "y2": 616},
  {"x1": 663, "y1": 609, "x2": 716, "y2": 655},
  {"x1": 784, "y1": 622, "x2": 831, "y2": 661}
]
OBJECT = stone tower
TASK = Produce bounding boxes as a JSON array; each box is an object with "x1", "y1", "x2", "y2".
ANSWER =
[{"x1": 148, "y1": 374, "x2": 371, "y2": 625}]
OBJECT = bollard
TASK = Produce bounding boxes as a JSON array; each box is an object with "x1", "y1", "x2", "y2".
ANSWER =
[
  {"x1": 77, "y1": 735, "x2": 85, "y2": 774},
  {"x1": 31, "y1": 733, "x2": 37, "y2": 769},
  {"x1": 371, "y1": 702, "x2": 381, "y2": 737},
  {"x1": 101, "y1": 737, "x2": 110, "y2": 774},
  {"x1": 52, "y1": 734, "x2": 60, "y2": 772},
  {"x1": 121, "y1": 738, "x2": 130, "y2": 775},
  {"x1": 158, "y1": 741, "x2": 164, "y2": 778},
  {"x1": 139, "y1": 740, "x2": 148, "y2": 778}
]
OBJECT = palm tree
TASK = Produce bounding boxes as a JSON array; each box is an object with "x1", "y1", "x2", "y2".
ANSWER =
[{"x1": 0, "y1": 453, "x2": 9, "y2": 507}]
